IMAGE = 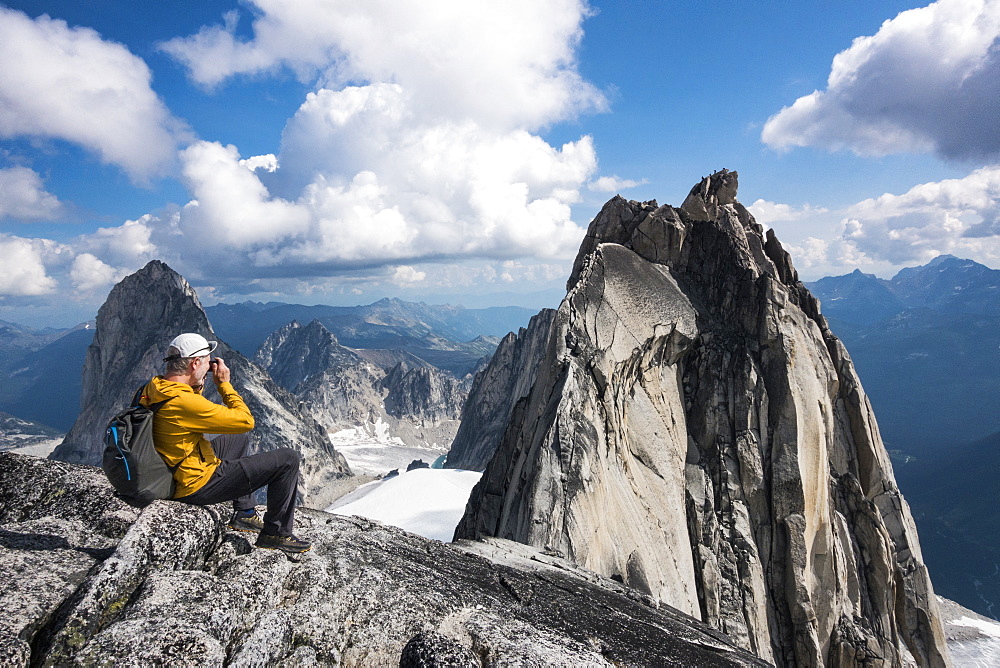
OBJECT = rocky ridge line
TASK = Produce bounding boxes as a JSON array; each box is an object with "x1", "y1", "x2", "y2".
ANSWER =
[{"x1": 256, "y1": 319, "x2": 468, "y2": 451}]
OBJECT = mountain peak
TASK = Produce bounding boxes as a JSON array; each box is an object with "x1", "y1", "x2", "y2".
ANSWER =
[
  {"x1": 458, "y1": 172, "x2": 949, "y2": 665},
  {"x1": 896, "y1": 254, "x2": 990, "y2": 279},
  {"x1": 680, "y1": 168, "x2": 738, "y2": 219},
  {"x1": 925, "y1": 254, "x2": 961, "y2": 267},
  {"x1": 51, "y1": 260, "x2": 213, "y2": 464},
  {"x1": 888, "y1": 254, "x2": 999, "y2": 315}
]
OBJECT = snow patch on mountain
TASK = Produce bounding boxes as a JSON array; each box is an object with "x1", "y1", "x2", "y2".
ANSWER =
[
  {"x1": 329, "y1": 420, "x2": 451, "y2": 476},
  {"x1": 938, "y1": 596, "x2": 1000, "y2": 666},
  {"x1": 327, "y1": 468, "x2": 482, "y2": 542}
]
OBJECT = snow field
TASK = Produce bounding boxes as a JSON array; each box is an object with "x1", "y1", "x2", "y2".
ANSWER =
[{"x1": 327, "y1": 468, "x2": 481, "y2": 542}]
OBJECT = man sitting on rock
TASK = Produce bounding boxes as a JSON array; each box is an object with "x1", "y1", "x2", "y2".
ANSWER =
[{"x1": 142, "y1": 332, "x2": 310, "y2": 554}]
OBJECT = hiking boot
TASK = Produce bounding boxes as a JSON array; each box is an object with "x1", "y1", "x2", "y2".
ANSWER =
[
  {"x1": 255, "y1": 532, "x2": 311, "y2": 554},
  {"x1": 228, "y1": 510, "x2": 264, "y2": 533}
]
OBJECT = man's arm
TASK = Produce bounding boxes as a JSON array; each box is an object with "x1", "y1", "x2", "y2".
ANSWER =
[{"x1": 172, "y1": 358, "x2": 255, "y2": 433}]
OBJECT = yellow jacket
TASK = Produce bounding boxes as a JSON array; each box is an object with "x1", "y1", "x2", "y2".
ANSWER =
[{"x1": 142, "y1": 376, "x2": 255, "y2": 498}]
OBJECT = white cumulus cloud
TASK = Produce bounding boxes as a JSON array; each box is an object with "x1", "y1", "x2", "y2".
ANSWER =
[
  {"x1": 0, "y1": 167, "x2": 62, "y2": 221},
  {"x1": 161, "y1": 91, "x2": 595, "y2": 273},
  {"x1": 782, "y1": 236, "x2": 887, "y2": 278},
  {"x1": 240, "y1": 154, "x2": 279, "y2": 173},
  {"x1": 747, "y1": 199, "x2": 829, "y2": 226},
  {"x1": 161, "y1": 0, "x2": 604, "y2": 131},
  {"x1": 838, "y1": 166, "x2": 1000, "y2": 263},
  {"x1": 69, "y1": 253, "x2": 123, "y2": 293},
  {"x1": 762, "y1": 0, "x2": 1000, "y2": 160},
  {"x1": 153, "y1": 3, "x2": 604, "y2": 280},
  {"x1": 769, "y1": 167, "x2": 1000, "y2": 278},
  {"x1": 389, "y1": 265, "x2": 426, "y2": 286},
  {"x1": 0, "y1": 7, "x2": 188, "y2": 181},
  {"x1": 0, "y1": 235, "x2": 58, "y2": 296},
  {"x1": 587, "y1": 175, "x2": 649, "y2": 192},
  {"x1": 0, "y1": 0, "x2": 607, "y2": 307},
  {"x1": 80, "y1": 216, "x2": 158, "y2": 268},
  {"x1": 178, "y1": 141, "x2": 310, "y2": 252}
]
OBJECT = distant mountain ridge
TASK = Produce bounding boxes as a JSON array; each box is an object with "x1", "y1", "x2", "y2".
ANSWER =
[
  {"x1": 809, "y1": 255, "x2": 1000, "y2": 327},
  {"x1": 206, "y1": 298, "x2": 534, "y2": 362},
  {"x1": 0, "y1": 325, "x2": 94, "y2": 431},
  {"x1": 0, "y1": 297, "x2": 529, "y2": 433},
  {"x1": 806, "y1": 269, "x2": 904, "y2": 327},
  {"x1": 807, "y1": 255, "x2": 1000, "y2": 453}
]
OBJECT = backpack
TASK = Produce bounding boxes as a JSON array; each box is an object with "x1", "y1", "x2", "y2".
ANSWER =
[{"x1": 102, "y1": 385, "x2": 176, "y2": 507}]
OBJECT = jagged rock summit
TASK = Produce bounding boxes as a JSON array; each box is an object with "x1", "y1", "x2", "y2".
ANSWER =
[
  {"x1": 256, "y1": 319, "x2": 467, "y2": 451},
  {"x1": 456, "y1": 170, "x2": 951, "y2": 666},
  {"x1": 51, "y1": 260, "x2": 351, "y2": 507},
  {"x1": 0, "y1": 452, "x2": 766, "y2": 666}
]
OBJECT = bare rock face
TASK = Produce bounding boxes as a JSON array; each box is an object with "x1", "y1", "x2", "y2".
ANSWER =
[
  {"x1": 456, "y1": 171, "x2": 951, "y2": 667},
  {"x1": 383, "y1": 362, "x2": 466, "y2": 422},
  {"x1": 445, "y1": 308, "x2": 557, "y2": 471},
  {"x1": 50, "y1": 261, "x2": 351, "y2": 507},
  {"x1": 258, "y1": 320, "x2": 386, "y2": 429},
  {"x1": 257, "y1": 319, "x2": 467, "y2": 450},
  {"x1": 254, "y1": 318, "x2": 368, "y2": 392},
  {"x1": 1, "y1": 452, "x2": 768, "y2": 667}
]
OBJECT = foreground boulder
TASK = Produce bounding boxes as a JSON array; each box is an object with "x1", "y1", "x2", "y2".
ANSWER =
[
  {"x1": 0, "y1": 452, "x2": 766, "y2": 666},
  {"x1": 456, "y1": 171, "x2": 951, "y2": 666}
]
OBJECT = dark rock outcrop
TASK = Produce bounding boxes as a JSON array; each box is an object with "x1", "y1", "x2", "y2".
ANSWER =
[
  {"x1": 445, "y1": 308, "x2": 556, "y2": 471},
  {"x1": 50, "y1": 261, "x2": 351, "y2": 507},
  {"x1": 399, "y1": 631, "x2": 479, "y2": 667},
  {"x1": 1, "y1": 452, "x2": 768, "y2": 666},
  {"x1": 383, "y1": 362, "x2": 465, "y2": 422},
  {"x1": 406, "y1": 459, "x2": 429, "y2": 471},
  {"x1": 456, "y1": 171, "x2": 951, "y2": 666}
]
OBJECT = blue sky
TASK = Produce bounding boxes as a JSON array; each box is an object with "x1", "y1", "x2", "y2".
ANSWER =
[{"x1": 1, "y1": 0, "x2": 998, "y2": 327}]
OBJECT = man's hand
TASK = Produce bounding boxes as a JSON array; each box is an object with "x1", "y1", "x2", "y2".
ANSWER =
[{"x1": 210, "y1": 358, "x2": 231, "y2": 385}]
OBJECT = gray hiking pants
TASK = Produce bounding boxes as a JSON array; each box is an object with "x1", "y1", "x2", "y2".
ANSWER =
[{"x1": 177, "y1": 433, "x2": 301, "y2": 537}]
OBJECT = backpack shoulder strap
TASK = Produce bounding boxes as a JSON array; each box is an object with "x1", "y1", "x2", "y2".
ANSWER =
[{"x1": 132, "y1": 383, "x2": 172, "y2": 411}]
